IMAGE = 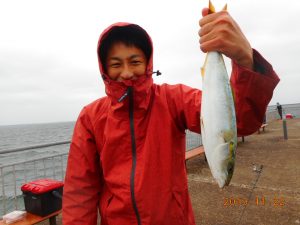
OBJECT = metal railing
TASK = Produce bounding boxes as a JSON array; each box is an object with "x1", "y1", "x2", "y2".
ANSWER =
[
  {"x1": 0, "y1": 132, "x2": 202, "y2": 216},
  {"x1": 0, "y1": 142, "x2": 70, "y2": 216},
  {"x1": 0, "y1": 141, "x2": 71, "y2": 155},
  {"x1": 186, "y1": 130, "x2": 202, "y2": 150}
]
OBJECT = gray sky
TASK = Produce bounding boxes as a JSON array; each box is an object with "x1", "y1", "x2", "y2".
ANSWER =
[{"x1": 0, "y1": 0, "x2": 299, "y2": 125}]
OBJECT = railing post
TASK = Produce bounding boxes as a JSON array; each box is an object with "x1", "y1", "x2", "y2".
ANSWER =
[
  {"x1": 24, "y1": 162, "x2": 27, "y2": 183},
  {"x1": 283, "y1": 119, "x2": 288, "y2": 140},
  {"x1": 60, "y1": 155, "x2": 64, "y2": 181},
  {"x1": 43, "y1": 159, "x2": 46, "y2": 177},
  {"x1": 1, "y1": 167, "x2": 7, "y2": 214},
  {"x1": 12, "y1": 165, "x2": 18, "y2": 210},
  {"x1": 52, "y1": 157, "x2": 56, "y2": 179}
]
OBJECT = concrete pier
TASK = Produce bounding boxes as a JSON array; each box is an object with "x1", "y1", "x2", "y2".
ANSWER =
[
  {"x1": 39, "y1": 118, "x2": 300, "y2": 225},
  {"x1": 188, "y1": 118, "x2": 300, "y2": 225}
]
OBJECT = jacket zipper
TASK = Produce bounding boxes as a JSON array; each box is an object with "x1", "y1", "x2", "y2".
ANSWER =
[{"x1": 128, "y1": 86, "x2": 142, "y2": 225}]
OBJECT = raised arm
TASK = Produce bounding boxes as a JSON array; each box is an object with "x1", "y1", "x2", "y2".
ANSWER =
[{"x1": 198, "y1": 6, "x2": 280, "y2": 136}]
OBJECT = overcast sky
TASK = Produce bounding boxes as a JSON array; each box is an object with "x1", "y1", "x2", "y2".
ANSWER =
[{"x1": 0, "y1": 0, "x2": 299, "y2": 125}]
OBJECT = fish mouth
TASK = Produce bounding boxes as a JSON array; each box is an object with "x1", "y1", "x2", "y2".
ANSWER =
[
  {"x1": 224, "y1": 140, "x2": 236, "y2": 186},
  {"x1": 224, "y1": 160, "x2": 235, "y2": 186}
]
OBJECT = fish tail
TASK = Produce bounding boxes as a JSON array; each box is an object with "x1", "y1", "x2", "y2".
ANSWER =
[
  {"x1": 208, "y1": 1, "x2": 227, "y2": 14},
  {"x1": 208, "y1": 0, "x2": 216, "y2": 14}
]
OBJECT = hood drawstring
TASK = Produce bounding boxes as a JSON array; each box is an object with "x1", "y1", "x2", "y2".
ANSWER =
[{"x1": 152, "y1": 70, "x2": 162, "y2": 76}]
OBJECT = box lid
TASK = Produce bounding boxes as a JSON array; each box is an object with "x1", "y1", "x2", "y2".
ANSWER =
[{"x1": 21, "y1": 179, "x2": 64, "y2": 194}]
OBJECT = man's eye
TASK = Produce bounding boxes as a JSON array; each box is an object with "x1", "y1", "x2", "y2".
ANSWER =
[
  {"x1": 110, "y1": 63, "x2": 120, "y2": 68},
  {"x1": 131, "y1": 60, "x2": 141, "y2": 65}
]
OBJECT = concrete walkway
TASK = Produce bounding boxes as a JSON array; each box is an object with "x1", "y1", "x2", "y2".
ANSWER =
[
  {"x1": 187, "y1": 118, "x2": 300, "y2": 225},
  {"x1": 39, "y1": 118, "x2": 300, "y2": 225}
]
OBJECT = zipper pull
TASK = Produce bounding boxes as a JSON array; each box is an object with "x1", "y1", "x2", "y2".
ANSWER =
[{"x1": 118, "y1": 88, "x2": 130, "y2": 102}]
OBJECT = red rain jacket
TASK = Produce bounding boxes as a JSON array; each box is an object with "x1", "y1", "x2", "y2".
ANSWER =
[{"x1": 63, "y1": 23, "x2": 280, "y2": 225}]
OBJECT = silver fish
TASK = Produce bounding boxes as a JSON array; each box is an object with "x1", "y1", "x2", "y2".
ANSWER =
[{"x1": 200, "y1": 1, "x2": 237, "y2": 188}]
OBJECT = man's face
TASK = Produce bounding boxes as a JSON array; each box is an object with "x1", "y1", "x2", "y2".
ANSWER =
[{"x1": 106, "y1": 42, "x2": 147, "y2": 82}]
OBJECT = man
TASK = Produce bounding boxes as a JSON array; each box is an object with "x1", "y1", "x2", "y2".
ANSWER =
[
  {"x1": 63, "y1": 7, "x2": 279, "y2": 225},
  {"x1": 276, "y1": 102, "x2": 283, "y2": 119}
]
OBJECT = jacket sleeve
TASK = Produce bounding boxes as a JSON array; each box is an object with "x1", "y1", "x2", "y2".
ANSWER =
[
  {"x1": 167, "y1": 49, "x2": 279, "y2": 137},
  {"x1": 231, "y1": 49, "x2": 280, "y2": 136},
  {"x1": 164, "y1": 83, "x2": 202, "y2": 134},
  {"x1": 63, "y1": 107, "x2": 102, "y2": 225}
]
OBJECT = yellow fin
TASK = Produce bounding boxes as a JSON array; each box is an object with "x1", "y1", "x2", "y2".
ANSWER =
[
  {"x1": 201, "y1": 54, "x2": 208, "y2": 78},
  {"x1": 230, "y1": 85, "x2": 235, "y2": 102},
  {"x1": 229, "y1": 141, "x2": 236, "y2": 158},
  {"x1": 208, "y1": 0, "x2": 216, "y2": 14},
  {"x1": 222, "y1": 130, "x2": 234, "y2": 143},
  {"x1": 201, "y1": 67, "x2": 205, "y2": 78}
]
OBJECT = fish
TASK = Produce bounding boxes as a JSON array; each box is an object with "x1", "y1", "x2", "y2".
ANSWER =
[{"x1": 200, "y1": 0, "x2": 237, "y2": 188}]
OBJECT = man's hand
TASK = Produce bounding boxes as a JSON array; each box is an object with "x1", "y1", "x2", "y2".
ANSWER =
[{"x1": 199, "y1": 8, "x2": 254, "y2": 70}]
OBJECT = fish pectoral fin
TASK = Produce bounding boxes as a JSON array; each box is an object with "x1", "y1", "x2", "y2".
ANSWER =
[
  {"x1": 221, "y1": 130, "x2": 234, "y2": 143},
  {"x1": 220, "y1": 130, "x2": 236, "y2": 159}
]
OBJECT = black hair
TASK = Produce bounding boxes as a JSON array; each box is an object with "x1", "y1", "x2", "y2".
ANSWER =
[{"x1": 98, "y1": 24, "x2": 152, "y2": 73}]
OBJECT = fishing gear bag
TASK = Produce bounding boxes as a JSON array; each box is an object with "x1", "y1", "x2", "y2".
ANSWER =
[{"x1": 21, "y1": 178, "x2": 64, "y2": 216}]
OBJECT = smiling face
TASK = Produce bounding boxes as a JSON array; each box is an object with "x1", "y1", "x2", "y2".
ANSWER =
[{"x1": 106, "y1": 42, "x2": 147, "y2": 82}]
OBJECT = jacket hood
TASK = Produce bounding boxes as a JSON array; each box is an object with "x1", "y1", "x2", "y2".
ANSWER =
[
  {"x1": 97, "y1": 22, "x2": 154, "y2": 79},
  {"x1": 97, "y1": 22, "x2": 154, "y2": 115}
]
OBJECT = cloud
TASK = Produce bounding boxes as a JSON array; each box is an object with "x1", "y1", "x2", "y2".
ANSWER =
[
  {"x1": 1, "y1": 0, "x2": 300, "y2": 125},
  {"x1": 0, "y1": 49, "x2": 103, "y2": 125}
]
